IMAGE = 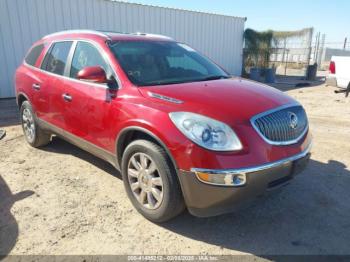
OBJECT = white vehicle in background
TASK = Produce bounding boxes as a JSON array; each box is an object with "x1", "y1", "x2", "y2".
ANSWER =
[{"x1": 327, "y1": 56, "x2": 350, "y2": 89}]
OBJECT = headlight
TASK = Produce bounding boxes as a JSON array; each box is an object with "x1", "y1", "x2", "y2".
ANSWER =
[{"x1": 169, "y1": 112, "x2": 242, "y2": 151}]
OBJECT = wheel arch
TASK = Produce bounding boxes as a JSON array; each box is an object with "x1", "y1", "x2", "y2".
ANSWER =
[
  {"x1": 116, "y1": 126, "x2": 179, "y2": 172},
  {"x1": 16, "y1": 92, "x2": 30, "y2": 108}
]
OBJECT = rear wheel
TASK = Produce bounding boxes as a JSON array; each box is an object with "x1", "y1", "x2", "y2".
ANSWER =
[
  {"x1": 20, "y1": 101, "x2": 51, "y2": 147},
  {"x1": 121, "y1": 140, "x2": 185, "y2": 222}
]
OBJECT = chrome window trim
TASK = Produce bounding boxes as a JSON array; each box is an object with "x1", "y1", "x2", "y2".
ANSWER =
[
  {"x1": 191, "y1": 141, "x2": 312, "y2": 177},
  {"x1": 24, "y1": 61, "x2": 110, "y2": 89},
  {"x1": 250, "y1": 103, "x2": 309, "y2": 146},
  {"x1": 24, "y1": 38, "x2": 122, "y2": 89}
]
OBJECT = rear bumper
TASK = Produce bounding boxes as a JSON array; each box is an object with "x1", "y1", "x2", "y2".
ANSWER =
[
  {"x1": 178, "y1": 144, "x2": 311, "y2": 217},
  {"x1": 326, "y1": 75, "x2": 337, "y2": 87}
]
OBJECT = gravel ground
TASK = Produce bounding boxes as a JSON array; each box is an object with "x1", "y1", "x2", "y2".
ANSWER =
[{"x1": 0, "y1": 83, "x2": 350, "y2": 257}]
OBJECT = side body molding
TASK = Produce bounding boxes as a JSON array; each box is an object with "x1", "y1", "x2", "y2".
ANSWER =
[{"x1": 37, "y1": 119, "x2": 118, "y2": 169}]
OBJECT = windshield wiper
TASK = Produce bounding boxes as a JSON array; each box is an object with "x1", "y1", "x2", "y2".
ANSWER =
[
  {"x1": 140, "y1": 75, "x2": 229, "y2": 86},
  {"x1": 142, "y1": 79, "x2": 187, "y2": 86},
  {"x1": 200, "y1": 75, "x2": 229, "y2": 81},
  {"x1": 194, "y1": 75, "x2": 229, "y2": 82}
]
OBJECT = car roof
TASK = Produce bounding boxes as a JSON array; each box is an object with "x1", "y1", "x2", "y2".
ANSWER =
[{"x1": 41, "y1": 30, "x2": 174, "y2": 42}]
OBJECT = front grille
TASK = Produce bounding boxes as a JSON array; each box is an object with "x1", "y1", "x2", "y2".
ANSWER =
[{"x1": 252, "y1": 105, "x2": 308, "y2": 145}]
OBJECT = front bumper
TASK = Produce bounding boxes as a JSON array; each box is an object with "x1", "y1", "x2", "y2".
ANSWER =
[{"x1": 178, "y1": 144, "x2": 311, "y2": 217}]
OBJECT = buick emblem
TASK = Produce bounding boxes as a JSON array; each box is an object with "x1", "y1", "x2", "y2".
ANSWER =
[{"x1": 288, "y1": 112, "x2": 298, "y2": 129}]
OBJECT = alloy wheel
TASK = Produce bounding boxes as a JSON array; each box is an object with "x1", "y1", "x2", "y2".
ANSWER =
[
  {"x1": 22, "y1": 108, "x2": 35, "y2": 142},
  {"x1": 127, "y1": 153, "x2": 164, "y2": 210}
]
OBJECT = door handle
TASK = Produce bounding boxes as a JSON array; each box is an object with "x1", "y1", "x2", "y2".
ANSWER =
[
  {"x1": 32, "y1": 83, "x2": 41, "y2": 90},
  {"x1": 62, "y1": 93, "x2": 72, "y2": 102}
]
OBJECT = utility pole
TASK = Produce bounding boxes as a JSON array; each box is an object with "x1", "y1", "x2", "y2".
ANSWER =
[
  {"x1": 282, "y1": 38, "x2": 287, "y2": 75},
  {"x1": 344, "y1": 37, "x2": 348, "y2": 50},
  {"x1": 305, "y1": 28, "x2": 314, "y2": 79},
  {"x1": 313, "y1": 32, "x2": 319, "y2": 62},
  {"x1": 314, "y1": 32, "x2": 321, "y2": 65},
  {"x1": 306, "y1": 28, "x2": 314, "y2": 66},
  {"x1": 284, "y1": 49, "x2": 289, "y2": 76},
  {"x1": 317, "y1": 34, "x2": 326, "y2": 69}
]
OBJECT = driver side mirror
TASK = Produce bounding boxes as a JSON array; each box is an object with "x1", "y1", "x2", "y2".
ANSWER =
[{"x1": 77, "y1": 66, "x2": 109, "y2": 84}]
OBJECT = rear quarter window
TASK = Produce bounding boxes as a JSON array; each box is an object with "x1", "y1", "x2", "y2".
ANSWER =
[{"x1": 25, "y1": 44, "x2": 45, "y2": 66}]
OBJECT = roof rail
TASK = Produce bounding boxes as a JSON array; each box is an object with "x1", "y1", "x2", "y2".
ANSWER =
[
  {"x1": 97, "y1": 30, "x2": 128, "y2": 35},
  {"x1": 132, "y1": 32, "x2": 173, "y2": 40},
  {"x1": 98, "y1": 30, "x2": 173, "y2": 40},
  {"x1": 42, "y1": 30, "x2": 173, "y2": 40},
  {"x1": 42, "y1": 30, "x2": 110, "y2": 39}
]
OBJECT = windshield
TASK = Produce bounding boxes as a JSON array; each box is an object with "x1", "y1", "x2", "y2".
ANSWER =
[{"x1": 108, "y1": 41, "x2": 228, "y2": 86}]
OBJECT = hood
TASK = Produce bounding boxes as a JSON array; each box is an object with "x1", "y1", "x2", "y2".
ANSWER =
[{"x1": 138, "y1": 78, "x2": 296, "y2": 125}]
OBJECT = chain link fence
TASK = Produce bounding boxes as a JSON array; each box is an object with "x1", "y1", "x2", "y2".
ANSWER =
[{"x1": 243, "y1": 28, "x2": 324, "y2": 79}]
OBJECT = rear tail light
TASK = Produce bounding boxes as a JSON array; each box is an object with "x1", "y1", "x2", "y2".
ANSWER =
[{"x1": 329, "y1": 61, "x2": 336, "y2": 74}]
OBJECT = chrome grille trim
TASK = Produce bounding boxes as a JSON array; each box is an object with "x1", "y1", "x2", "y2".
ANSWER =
[{"x1": 250, "y1": 103, "x2": 309, "y2": 146}]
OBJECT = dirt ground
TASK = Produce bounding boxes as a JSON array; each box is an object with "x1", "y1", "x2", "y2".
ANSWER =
[{"x1": 1, "y1": 83, "x2": 350, "y2": 257}]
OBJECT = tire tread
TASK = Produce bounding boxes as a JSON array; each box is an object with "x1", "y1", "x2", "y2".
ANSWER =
[
  {"x1": 20, "y1": 101, "x2": 51, "y2": 148},
  {"x1": 122, "y1": 139, "x2": 185, "y2": 222}
]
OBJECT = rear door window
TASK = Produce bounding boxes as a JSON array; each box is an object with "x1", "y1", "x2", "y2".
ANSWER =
[
  {"x1": 25, "y1": 44, "x2": 45, "y2": 66},
  {"x1": 41, "y1": 41, "x2": 73, "y2": 75}
]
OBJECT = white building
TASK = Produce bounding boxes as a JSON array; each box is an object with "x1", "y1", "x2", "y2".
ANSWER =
[{"x1": 0, "y1": 0, "x2": 246, "y2": 98}]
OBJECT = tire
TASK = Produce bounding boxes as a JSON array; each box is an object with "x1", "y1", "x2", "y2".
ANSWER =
[
  {"x1": 121, "y1": 139, "x2": 185, "y2": 222},
  {"x1": 20, "y1": 101, "x2": 51, "y2": 147}
]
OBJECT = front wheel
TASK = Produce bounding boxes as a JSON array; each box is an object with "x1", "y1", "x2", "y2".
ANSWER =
[{"x1": 121, "y1": 140, "x2": 185, "y2": 222}]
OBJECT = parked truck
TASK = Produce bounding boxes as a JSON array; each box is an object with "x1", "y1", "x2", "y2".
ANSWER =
[{"x1": 327, "y1": 56, "x2": 350, "y2": 89}]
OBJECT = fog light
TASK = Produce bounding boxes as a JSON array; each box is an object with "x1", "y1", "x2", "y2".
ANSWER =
[{"x1": 195, "y1": 172, "x2": 246, "y2": 186}]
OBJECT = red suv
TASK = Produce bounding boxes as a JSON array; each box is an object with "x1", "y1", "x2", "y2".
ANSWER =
[{"x1": 15, "y1": 30, "x2": 312, "y2": 222}]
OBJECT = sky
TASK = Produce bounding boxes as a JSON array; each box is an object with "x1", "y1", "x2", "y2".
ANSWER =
[{"x1": 124, "y1": 0, "x2": 349, "y2": 46}]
